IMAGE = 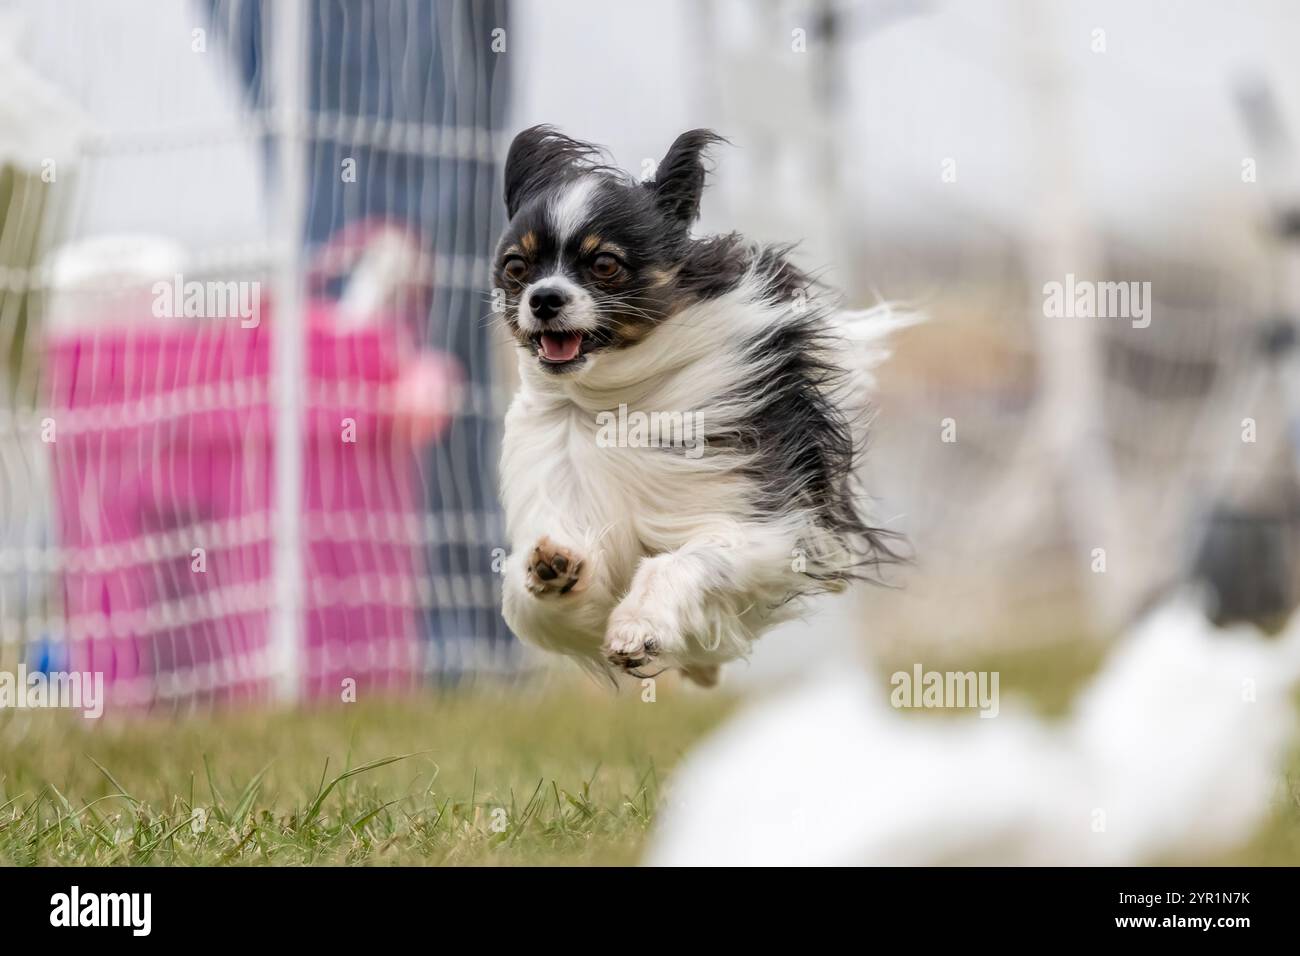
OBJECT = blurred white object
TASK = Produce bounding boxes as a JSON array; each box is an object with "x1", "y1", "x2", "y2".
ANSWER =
[
  {"x1": 649, "y1": 592, "x2": 1300, "y2": 865},
  {"x1": 44, "y1": 234, "x2": 186, "y2": 331}
]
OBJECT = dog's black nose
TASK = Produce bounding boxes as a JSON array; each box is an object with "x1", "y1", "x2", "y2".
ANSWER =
[{"x1": 529, "y1": 288, "x2": 568, "y2": 322}]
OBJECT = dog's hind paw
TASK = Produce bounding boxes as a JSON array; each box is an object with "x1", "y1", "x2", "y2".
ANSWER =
[
  {"x1": 525, "y1": 537, "x2": 588, "y2": 596},
  {"x1": 680, "y1": 664, "x2": 720, "y2": 687}
]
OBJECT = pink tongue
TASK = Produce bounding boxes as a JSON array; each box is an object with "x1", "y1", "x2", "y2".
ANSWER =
[{"x1": 540, "y1": 332, "x2": 581, "y2": 362}]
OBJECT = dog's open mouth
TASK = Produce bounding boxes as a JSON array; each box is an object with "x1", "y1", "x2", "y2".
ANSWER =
[{"x1": 536, "y1": 331, "x2": 584, "y2": 365}]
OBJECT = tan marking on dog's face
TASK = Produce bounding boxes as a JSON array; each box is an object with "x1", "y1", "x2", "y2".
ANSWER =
[
  {"x1": 579, "y1": 234, "x2": 603, "y2": 256},
  {"x1": 520, "y1": 231, "x2": 538, "y2": 256}
]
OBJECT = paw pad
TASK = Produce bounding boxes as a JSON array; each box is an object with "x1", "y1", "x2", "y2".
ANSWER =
[{"x1": 526, "y1": 537, "x2": 586, "y2": 595}]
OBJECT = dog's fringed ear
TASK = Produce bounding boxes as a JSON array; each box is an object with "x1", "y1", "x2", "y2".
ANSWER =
[
  {"x1": 503, "y1": 125, "x2": 607, "y2": 219},
  {"x1": 649, "y1": 129, "x2": 726, "y2": 230}
]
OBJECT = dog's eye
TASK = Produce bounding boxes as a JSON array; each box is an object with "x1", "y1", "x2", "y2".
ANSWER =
[
  {"x1": 502, "y1": 255, "x2": 528, "y2": 281},
  {"x1": 590, "y1": 254, "x2": 621, "y2": 279}
]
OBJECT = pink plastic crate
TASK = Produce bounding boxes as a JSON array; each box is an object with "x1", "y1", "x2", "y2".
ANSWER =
[{"x1": 45, "y1": 300, "x2": 438, "y2": 707}]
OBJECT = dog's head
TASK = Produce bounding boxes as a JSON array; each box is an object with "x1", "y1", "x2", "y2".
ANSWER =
[{"x1": 492, "y1": 126, "x2": 725, "y2": 375}]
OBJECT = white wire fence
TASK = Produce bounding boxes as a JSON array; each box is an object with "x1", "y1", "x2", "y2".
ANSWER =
[
  {"x1": 3, "y1": 0, "x2": 1298, "y2": 709},
  {"x1": 0, "y1": 0, "x2": 525, "y2": 710}
]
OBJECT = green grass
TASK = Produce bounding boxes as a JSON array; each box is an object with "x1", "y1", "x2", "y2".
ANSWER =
[
  {"x1": 5, "y1": 644, "x2": 1300, "y2": 866},
  {"x1": 0, "y1": 677, "x2": 736, "y2": 866}
]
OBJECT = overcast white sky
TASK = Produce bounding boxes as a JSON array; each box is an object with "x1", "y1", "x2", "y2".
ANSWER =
[
  {"x1": 513, "y1": 1, "x2": 1300, "y2": 253},
  {"x1": 10, "y1": 0, "x2": 1300, "y2": 259}
]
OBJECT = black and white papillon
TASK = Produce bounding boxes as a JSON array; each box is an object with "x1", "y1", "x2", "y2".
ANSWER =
[{"x1": 495, "y1": 126, "x2": 905, "y2": 686}]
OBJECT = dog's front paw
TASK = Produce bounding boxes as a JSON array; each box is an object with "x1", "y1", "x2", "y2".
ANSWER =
[
  {"x1": 604, "y1": 618, "x2": 662, "y2": 672},
  {"x1": 603, "y1": 608, "x2": 677, "y2": 674},
  {"x1": 525, "y1": 536, "x2": 588, "y2": 596}
]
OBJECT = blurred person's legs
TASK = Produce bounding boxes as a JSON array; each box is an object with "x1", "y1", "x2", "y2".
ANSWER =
[{"x1": 207, "y1": 0, "x2": 514, "y2": 677}]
